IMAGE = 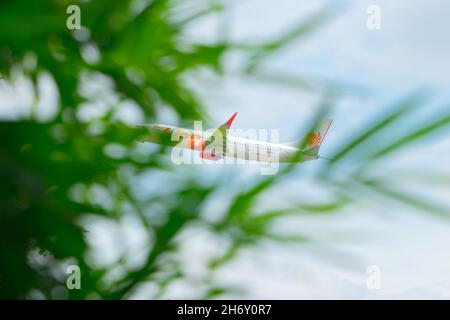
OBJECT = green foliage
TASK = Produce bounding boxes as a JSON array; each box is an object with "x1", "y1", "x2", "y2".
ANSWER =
[{"x1": 0, "y1": 0, "x2": 224, "y2": 299}]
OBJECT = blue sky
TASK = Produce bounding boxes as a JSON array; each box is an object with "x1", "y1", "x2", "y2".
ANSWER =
[
  {"x1": 157, "y1": 0, "x2": 450, "y2": 299},
  {"x1": 2, "y1": 0, "x2": 450, "y2": 299},
  {"x1": 78, "y1": 0, "x2": 450, "y2": 299}
]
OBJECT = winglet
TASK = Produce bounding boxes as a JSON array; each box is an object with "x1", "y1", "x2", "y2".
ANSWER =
[
  {"x1": 205, "y1": 112, "x2": 238, "y2": 150},
  {"x1": 224, "y1": 112, "x2": 238, "y2": 128}
]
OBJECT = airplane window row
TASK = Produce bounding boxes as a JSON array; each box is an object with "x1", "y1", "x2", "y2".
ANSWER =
[{"x1": 228, "y1": 141, "x2": 281, "y2": 152}]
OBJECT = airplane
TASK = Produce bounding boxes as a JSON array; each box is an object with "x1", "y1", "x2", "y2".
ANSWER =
[{"x1": 137, "y1": 112, "x2": 332, "y2": 163}]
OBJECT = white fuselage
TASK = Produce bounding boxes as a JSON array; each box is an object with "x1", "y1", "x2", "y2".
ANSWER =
[
  {"x1": 224, "y1": 135, "x2": 302, "y2": 163},
  {"x1": 143, "y1": 125, "x2": 317, "y2": 163}
]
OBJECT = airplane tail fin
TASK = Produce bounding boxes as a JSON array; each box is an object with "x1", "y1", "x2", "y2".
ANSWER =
[{"x1": 285, "y1": 119, "x2": 333, "y2": 155}]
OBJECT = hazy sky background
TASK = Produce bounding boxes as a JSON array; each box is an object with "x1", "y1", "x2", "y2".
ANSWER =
[{"x1": 162, "y1": 0, "x2": 450, "y2": 299}]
